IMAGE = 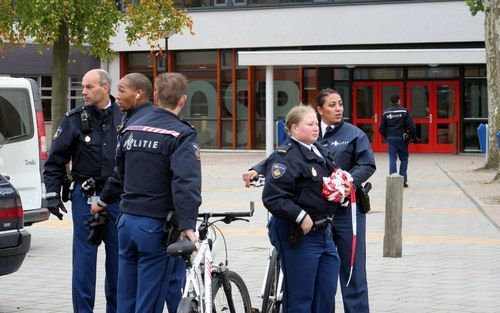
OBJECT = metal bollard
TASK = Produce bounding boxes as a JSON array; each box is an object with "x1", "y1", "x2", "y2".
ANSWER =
[{"x1": 383, "y1": 173, "x2": 404, "y2": 258}]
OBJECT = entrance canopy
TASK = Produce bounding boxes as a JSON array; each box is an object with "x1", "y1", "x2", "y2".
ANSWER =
[
  {"x1": 238, "y1": 48, "x2": 486, "y2": 66},
  {"x1": 238, "y1": 48, "x2": 486, "y2": 156}
]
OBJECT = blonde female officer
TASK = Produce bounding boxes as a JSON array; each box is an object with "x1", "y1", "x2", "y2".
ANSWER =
[{"x1": 262, "y1": 105, "x2": 340, "y2": 313}]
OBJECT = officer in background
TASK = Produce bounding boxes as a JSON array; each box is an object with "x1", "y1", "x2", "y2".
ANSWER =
[
  {"x1": 114, "y1": 72, "x2": 201, "y2": 313},
  {"x1": 43, "y1": 69, "x2": 122, "y2": 313},
  {"x1": 379, "y1": 94, "x2": 419, "y2": 188},
  {"x1": 91, "y1": 72, "x2": 186, "y2": 313},
  {"x1": 263, "y1": 105, "x2": 340, "y2": 313}
]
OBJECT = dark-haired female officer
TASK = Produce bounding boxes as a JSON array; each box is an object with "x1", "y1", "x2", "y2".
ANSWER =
[
  {"x1": 316, "y1": 88, "x2": 376, "y2": 313},
  {"x1": 263, "y1": 105, "x2": 340, "y2": 313}
]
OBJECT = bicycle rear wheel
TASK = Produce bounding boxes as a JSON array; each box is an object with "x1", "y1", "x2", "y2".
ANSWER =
[
  {"x1": 261, "y1": 249, "x2": 282, "y2": 313},
  {"x1": 212, "y1": 270, "x2": 252, "y2": 313},
  {"x1": 177, "y1": 296, "x2": 199, "y2": 313}
]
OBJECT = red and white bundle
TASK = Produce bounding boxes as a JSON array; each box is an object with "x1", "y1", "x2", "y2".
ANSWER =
[
  {"x1": 322, "y1": 168, "x2": 357, "y2": 287},
  {"x1": 322, "y1": 168, "x2": 353, "y2": 205}
]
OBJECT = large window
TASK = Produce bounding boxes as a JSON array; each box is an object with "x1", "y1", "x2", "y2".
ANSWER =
[
  {"x1": 0, "y1": 88, "x2": 33, "y2": 142},
  {"x1": 254, "y1": 67, "x2": 299, "y2": 149},
  {"x1": 15, "y1": 75, "x2": 83, "y2": 122},
  {"x1": 220, "y1": 51, "x2": 249, "y2": 149},
  {"x1": 463, "y1": 66, "x2": 488, "y2": 152},
  {"x1": 176, "y1": 51, "x2": 218, "y2": 148}
]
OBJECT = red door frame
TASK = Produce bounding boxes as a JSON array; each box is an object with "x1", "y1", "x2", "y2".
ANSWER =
[
  {"x1": 406, "y1": 81, "x2": 460, "y2": 153},
  {"x1": 352, "y1": 81, "x2": 404, "y2": 152}
]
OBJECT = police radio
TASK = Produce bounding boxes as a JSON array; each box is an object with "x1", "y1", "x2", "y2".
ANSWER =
[{"x1": 80, "y1": 108, "x2": 92, "y2": 133}]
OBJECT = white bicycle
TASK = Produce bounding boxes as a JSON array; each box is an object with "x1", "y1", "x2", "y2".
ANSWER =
[{"x1": 167, "y1": 203, "x2": 255, "y2": 313}]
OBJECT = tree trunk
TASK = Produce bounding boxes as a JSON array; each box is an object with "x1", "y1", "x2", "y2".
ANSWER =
[
  {"x1": 50, "y1": 20, "x2": 69, "y2": 137},
  {"x1": 484, "y1": 0, "x2": 500, "y2": 174}
]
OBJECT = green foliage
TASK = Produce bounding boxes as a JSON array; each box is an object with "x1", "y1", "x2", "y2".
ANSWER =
[
  {"x1": 124, "y1": 0, "x2": 193, "y2": 51},
  {"x1": 0, "y1": 0, "x2": 192, "y2": 59},
  {"x1": 465, "y1": 0, "x2": 484, "y2": 15}
]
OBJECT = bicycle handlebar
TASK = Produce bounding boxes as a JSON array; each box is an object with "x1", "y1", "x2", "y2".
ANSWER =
[{"x1": 197, "y1": 201, "x2": 255, "y2": 220}]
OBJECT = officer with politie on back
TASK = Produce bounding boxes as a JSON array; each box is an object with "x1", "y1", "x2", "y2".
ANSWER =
[
  {"x1": 90, "y1": 72, "x2": 187, "y2": 313},
  {"x1": 43, "y1": 69, "x2": 122, "y2": 313},
  {"x1": 379, "y1": 94, "x2": 420, "y2": 188},
  {"x1": 109, "y1": 72, "x2": 201, "y2": 313}
]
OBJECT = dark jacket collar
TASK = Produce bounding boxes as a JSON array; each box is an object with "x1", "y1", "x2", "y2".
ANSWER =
[
  {"x1": 126, "y1": 102, "x2": 153, "y2": 118},
  {"x1": 320, "y1": 120, "x2": 344, "y2": 139}
]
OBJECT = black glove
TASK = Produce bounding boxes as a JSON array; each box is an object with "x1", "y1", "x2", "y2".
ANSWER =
[
  {"x1": 45, "y1": 192, "x2": 68, "y2": 220},
  {"x1": 84, "y1": 211, "x2": 108, "y2": 246}
]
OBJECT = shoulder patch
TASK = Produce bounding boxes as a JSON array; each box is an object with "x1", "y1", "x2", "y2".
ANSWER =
[
  {"x1": 53, "y1": 127, "x2": 62, "y2": 140},
  {"x1": 192, "y1": 143, "x2": 201, "y2": 160},
  {"x1": 65, "y1": 105, "x2": 84, "y2": 117},
  {"x1": 271, "y1": 163, "x2": 287, "y2": 179}
]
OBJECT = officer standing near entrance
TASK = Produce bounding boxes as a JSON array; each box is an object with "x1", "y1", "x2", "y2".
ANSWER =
[
  {"x1": 379, "y1": 94, "x2": 419, "y2": 188},
  {"x1": 114, "y1": 72, "x2": 201, "y2": 313},
  {"x1": 43, "y1": 69, "x2": 122, "y2": 313}
]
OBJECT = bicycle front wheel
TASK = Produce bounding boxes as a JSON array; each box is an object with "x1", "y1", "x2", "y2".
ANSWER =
[
  {"x1": 261, "y1": 249, "x2": 282, "y2": 313},
  {"x1": 212, "y1": 270, "x2": 252, "y2": 313}
]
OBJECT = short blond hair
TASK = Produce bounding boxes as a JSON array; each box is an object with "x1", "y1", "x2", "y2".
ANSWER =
[
  {"x1": 154, "y1": 73, "x2": 188, "y2": 109},
  {"x1": 285, "y1": 105, "x2": 317, "y2": 134}
]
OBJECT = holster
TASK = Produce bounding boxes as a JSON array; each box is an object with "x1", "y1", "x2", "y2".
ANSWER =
[
  {"x1": 163, "y1": 211, "x2": 180, "y2": 247},
  {"x1": 356, "y1": 182, "x2": 372, "y2": 214},
  {"x1": 288, "y1": 222, "x2": 304, "y2": 247},
  {"x1": 61, "y1": 173, "x2": 73, "y2": 203}
]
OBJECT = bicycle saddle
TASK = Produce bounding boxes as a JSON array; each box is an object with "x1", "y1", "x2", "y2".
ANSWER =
[{"x1": 167, "y1": 240, "x2": 197, "y2": 257}]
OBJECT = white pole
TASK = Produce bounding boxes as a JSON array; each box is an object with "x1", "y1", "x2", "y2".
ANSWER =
[{"x1": 266, "y1": 65, "x2": 274, "y2": 157}]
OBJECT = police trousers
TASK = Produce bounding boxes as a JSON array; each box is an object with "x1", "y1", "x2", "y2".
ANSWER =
[
  {"x1": 268, "y1": 216, "x2": 340, "y2": 313},
  {"x1": 116, "y1": 213, "x2": 178, "y2": 313},
  {"x1": 332, "y1": 205, "x2": 369, "y2": 313},
  {"x1": 71, "y1": 184, "x2": 120, "y2": 313},
  {"x1": 387, "y1": 136, "x2": 409, "y2": 183}
]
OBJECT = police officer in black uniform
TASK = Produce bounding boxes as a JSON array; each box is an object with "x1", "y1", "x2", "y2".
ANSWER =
[
  {"x1": 316, "y1": 88, "x2": 375, "y2": 313},
  {"x1": 263, "y1": 105, "x2": 340, "y2": 313},
  {"x1": 43, "y1": 69, "x2": 122, "y2": 313},
  {"x1": 91, "y1": 72, "x2": 186, "y2": 313},
  {"x1": 379, "y1": 94, "x2": 419, "y2": 188},
  {"x1": 115, "y1": 72, "x2": 201, "y2": 313},
  {"x1": 91, "y1": 72, "x2": 154, "y2": 210}
]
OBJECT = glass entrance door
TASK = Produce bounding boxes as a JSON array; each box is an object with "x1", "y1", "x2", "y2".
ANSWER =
[
  {"x1": 353, "y1": 82, "x2": 403, "y2": 152},
  {"x1": 406, "y1": 81, "x2": 460, "y2": 153}
]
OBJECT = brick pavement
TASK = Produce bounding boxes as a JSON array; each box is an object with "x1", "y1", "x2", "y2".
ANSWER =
[{"x1": 0, "y1": 152, "x2": 499, "y2": 313}]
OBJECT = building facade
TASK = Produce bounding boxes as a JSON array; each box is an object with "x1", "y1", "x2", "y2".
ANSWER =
[
  {"x1": 3, "y1": 0, "x2": 485, "y2": 153},
  {"x1": 110, "y1": 0, "x2": 488, "y2": 153}
]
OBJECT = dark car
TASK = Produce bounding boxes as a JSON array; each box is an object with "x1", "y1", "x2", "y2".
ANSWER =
[{"x1": 0, "y1": 173, "x2": 31, "y2": 276}]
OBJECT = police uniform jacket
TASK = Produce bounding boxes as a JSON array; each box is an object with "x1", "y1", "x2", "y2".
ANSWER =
[
  {"x1": 262, "y1": 138, "x2": 339, "y2": 222},
  {"x1": 379, "y1": 104, "x2": 417, "y2": 140},
  {"x1": 99, "y1": 102, "x2": 154, "y2": 205},
  {"x1": 116, "y1": 107, "x2": 201, "y2": 231},
  {"x1": 43, "y1": 99, "x2": 122, "y2": 194},
  {"x1": 318, "y1": 120, "x2": 376, "y2": 188}
]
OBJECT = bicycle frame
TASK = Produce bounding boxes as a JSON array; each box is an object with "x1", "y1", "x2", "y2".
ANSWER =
[
  {"x1": 182, "y1": 235, "x2": 214, "y2": 312},
  {"x1": 260, "y1": 248, "x2": 284, "y2": 311},
  {"x1": 175, "y1": 204, "x2": 255, "y2": 313}
]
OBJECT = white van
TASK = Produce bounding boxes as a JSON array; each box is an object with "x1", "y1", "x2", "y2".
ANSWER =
[{"x1": 0, "y1": 77, "x2": 50, "y2": 225}]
